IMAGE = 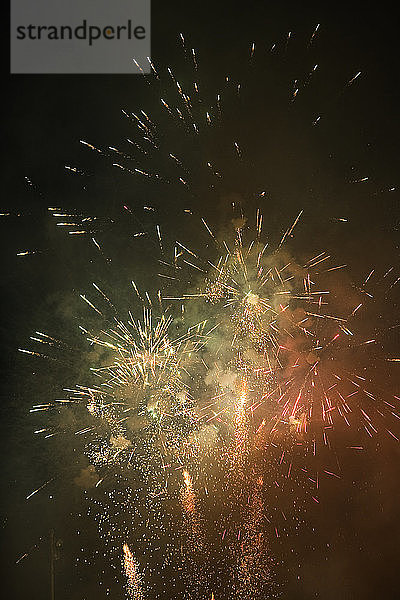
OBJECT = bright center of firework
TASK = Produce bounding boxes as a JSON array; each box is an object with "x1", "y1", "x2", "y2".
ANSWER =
[
  {"x1": 146, "y1": 398, "x2": 160, "y2": 417},
  {"x1": 245, "y1": 292, "x2": 260, "y2": 306},
  {"x1": 182, "y1": 469, "x2": 193, "y2": 491},
  {"x1": 236, "y1": 380, "x2": 248, "y2": 423}
]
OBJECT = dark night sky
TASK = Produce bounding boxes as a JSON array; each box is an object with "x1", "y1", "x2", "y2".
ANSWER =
[{"x1": 1, "y1": 2, "x2": 399, "y2": 599}]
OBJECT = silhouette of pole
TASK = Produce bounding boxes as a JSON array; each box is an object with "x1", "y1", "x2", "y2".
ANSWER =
[{"x1": 50, "y1": 529, "x2": 55, "y2": 600}]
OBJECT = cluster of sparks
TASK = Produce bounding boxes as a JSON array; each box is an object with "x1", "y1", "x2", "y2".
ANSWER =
[
  {"x1": 13, "y1": 27, "x2": 399, "y2": 600},
  {"x1": 20, "y1": 210, "x2": 399, "y2": 598},
  {"x1": 123, "y1": 543, "x2": 145, "y2": 600}
]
